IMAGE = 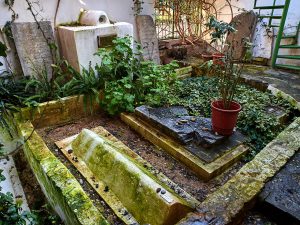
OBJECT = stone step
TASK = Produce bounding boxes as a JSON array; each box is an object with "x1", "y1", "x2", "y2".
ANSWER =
[{"x1": 68, "y1": 129, "x2": 195, "y2": 225}]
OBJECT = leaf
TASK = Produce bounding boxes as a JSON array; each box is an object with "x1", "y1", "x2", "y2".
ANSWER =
[{"x1": 0, "y1": 41, "x2": 7, "y2": 57}]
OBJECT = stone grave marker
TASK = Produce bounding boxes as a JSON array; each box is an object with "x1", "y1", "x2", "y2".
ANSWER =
[
  {"x1": 136, "y1": 15, "x2": 161, "y2": 64},
  {"x1": 225, "y1": 11, "x2": 257, "y2": 60},
  {"x1": 11, "y1": 21, "x2": 54, "y2": 78}
]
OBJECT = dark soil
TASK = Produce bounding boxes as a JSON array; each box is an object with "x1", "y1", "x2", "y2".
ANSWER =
[{"x1": 37, "y1": 111, "x2": 244, "y2": 205}]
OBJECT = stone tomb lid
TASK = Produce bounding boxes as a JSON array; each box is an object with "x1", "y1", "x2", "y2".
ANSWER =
[{"x1": 135, "y1": 105, "x2": 247, "y2": 163}]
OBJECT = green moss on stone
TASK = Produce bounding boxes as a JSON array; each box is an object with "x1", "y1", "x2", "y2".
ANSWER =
[
  {"x1": 17, "y1": 122, "x2": 109, "y2": 225},
  {"x1": 72, "y1": 129, "x2": 192, "y2": 225}
]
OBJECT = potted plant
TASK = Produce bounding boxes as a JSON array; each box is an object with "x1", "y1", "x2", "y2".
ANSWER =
[
  {"x1": 201, "y1": 52, "x2": 213, "y2": 62},
  {"x1": 210, "y1": 56, "x2": 243, "y2": 135},
  {"x1": 206, "y1": 16, "x2": 236, "y2": 66},
  {"x1": 205, "y1": 16, "x2": 251, "y2": 135}
]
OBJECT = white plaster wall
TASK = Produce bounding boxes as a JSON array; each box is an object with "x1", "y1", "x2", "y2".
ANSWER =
[{"x1": 0, "y1": 0, "x2": 155, "y2": 33}]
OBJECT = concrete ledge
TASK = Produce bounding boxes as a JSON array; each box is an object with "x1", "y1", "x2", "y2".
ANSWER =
[
  {"x1": 121, "y1": 113, "x2": 248, "y2": 180},
  {"x1": 268, "y1": 85, "x2": 300, "y2": 111},
  {"x1": 71, "y1": 129, "x2": 194, "y2": 225},
  {"x1": 17, "y1": 121, "x2": 108, "y2": 225},
  {"x1": 177, "y1": 117, "x2": 300, "y2": 225},
  {"x1": 176, "y1": 66, "x2": 193, "y2": 79},
  {"x1": 19, "y1": 95, "x2": 100, "y2": 129}
]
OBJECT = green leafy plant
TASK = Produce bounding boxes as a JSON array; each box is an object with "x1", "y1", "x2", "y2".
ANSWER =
[
  {"x1": 0, "y1": 169, "x2": 37, "y2": 225},
  {"x1": 164, "y1": 77, "x2": 293, "y2": 158},
  {"x1": 95, "y1": 36, "x2": 179, "y2": 115},
  {"x1": 204, "y1": 16, "x2": 253, "y2": 109},
  {"x1": 61, "y1": 63, "x2": 102, "y2": 113},
  {"x1": 206, "y1": 16, "x2": 236, "y2": 46}
]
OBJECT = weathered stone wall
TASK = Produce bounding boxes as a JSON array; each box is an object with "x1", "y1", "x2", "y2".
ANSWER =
[
  {"x1": 20, "y1": 95, "x2": 101, "y2": 129},
  {"x1": 17, "y1": 121, "x2": 108, "y2": 225}
]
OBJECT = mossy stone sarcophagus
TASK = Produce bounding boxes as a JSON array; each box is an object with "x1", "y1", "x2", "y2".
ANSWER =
[{"x1": 71, "y1": 129, "x2": 193, "y2": 225}]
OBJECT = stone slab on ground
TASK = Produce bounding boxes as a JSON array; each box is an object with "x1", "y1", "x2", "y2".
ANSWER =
[
  {"x1": 242, "y1": 65, "x2": 300, "y2": 103},
  {"x1": 136, "y1": 15, "x2": 161, "y2": 64},
  {"x1": 135, "y1": 105, "x2": 247, "y2": 163},
  {"x1": 11, "y1": 21, "x2": 54, "y2": 78},
  {"x1": 70, "y1": 129, "x2": 193, "y2": 225},
  {"x1": 259, "y1": 151, "x2": 300, "y2": 221},
  {"x1": 121, "y1": 113, "x2": 248, "y2": 180},
  {"x1": 176, "y1": 117, "x2": 300, "y2": 225},
  {"x1": 0, "y1": 156, "x2": 29, "y2": 212},
  {"x1": 225, "y1": 11, "x2": 257, "y2": 60}
]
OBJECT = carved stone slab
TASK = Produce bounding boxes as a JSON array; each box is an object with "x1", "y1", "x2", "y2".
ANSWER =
[
  {"x1": 136, "y1": 15, "x2": 161, "y2": 64},
  {"x1": 225, "y1": 11, "x2": 257, "y2": 60},
  {"x1": 11, "y1": 21, "x2": 54, "y2": 78}
]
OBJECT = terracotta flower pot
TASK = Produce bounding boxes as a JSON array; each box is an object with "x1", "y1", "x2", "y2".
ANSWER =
[
  {"x1": 201, "y1": 53, "x2": 213, "y2": 62},
  {"x1": 211, "y1": 100, "x2": 241, "y2": 136},
  {"x1": 212, "y1": 53, "x2": 225, "y2": 65}
]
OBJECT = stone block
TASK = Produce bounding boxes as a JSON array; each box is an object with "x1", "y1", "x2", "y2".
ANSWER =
[
  {"x1": 225, "y1": 11, "x2": 257, "y2": 60},
  {"x1": 71, "y1": 129, "x2": 193, "y2": 225},
  {"x1": 58, "y1": 22, "x2": 133, "y2": 72},
  {"x1": 11, "y1": 21, "x2": 54, "y2": 78},
  {"x1": 17, "y1": 121, "x2": 108, "y2": 225},
  {"x1": 121, "y1": 113, "x2": 248, "y2": 180},
  {"x1": 260, "y1": 151, "x2": 300, "y2": 221},
  {"x1": 136, "y1": 15, "x2": 160, "y2": 64}
]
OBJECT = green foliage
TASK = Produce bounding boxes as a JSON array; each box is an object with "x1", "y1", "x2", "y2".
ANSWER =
[
  {"x1": 0, "y1": 169, "x2": 37, "y2": 225},
  {"x1": 61, "y1": 63, "x2": 102, "y2": 113},
  {"x1": 0, "y1": 41, "x2": 7, "y2": 57},
  {"x1": 0, "y1": 163, "x2": 62, "y2": 225},
  {"x1": 101, "y1": 76, "x2": 135, "y2": 115},
  {"x1": 206, "y1": 16, "x2": 236, "y2": 44},
  {"x1": 0, "y1": 143, "x2": 4, "y2": 157},
  {"x1": 165, "y1": 77, "x2": 293, "y2": 158},
  {"x1": 95, "y1": 36, "x2": 179, "y2": 115}
]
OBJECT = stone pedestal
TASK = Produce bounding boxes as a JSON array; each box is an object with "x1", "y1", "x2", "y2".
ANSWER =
[{"x1": 58, "y1": 22, "x2": 133, "y2": 73}]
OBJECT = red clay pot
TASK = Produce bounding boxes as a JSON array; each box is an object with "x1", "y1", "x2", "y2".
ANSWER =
[
  {"x1": 211, "y1": 100, "x2": 241, "y2": 136},
  {"x1": 212, "y1": 53, "x2": 225, "y2": 65},
  {"x1": 201, "y1": 53, "x2": 213, "y2": 62}
]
